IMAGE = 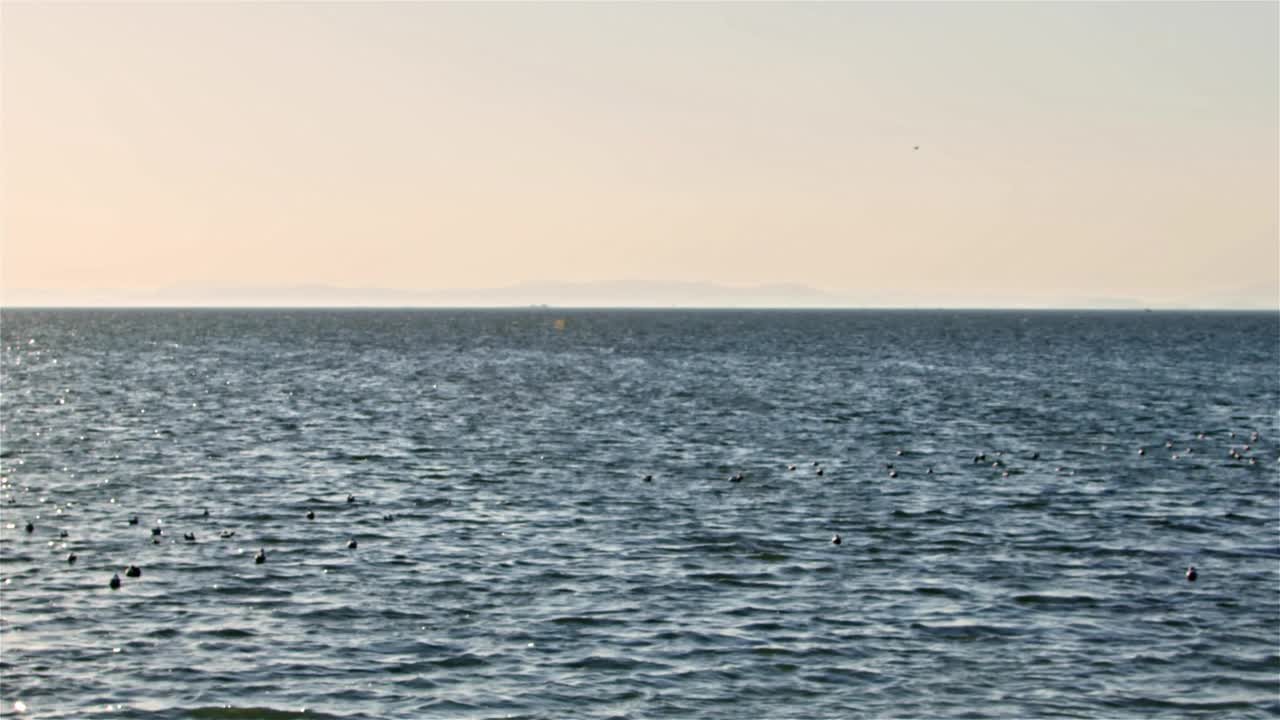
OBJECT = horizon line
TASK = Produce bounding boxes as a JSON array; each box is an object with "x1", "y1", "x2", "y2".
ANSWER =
[{"x1": 2, "y1": 304, "x2": 1276, "y2": 313}]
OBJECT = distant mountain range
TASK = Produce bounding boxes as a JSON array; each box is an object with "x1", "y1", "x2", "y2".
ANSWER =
[
  {"x1": 3, "y1": 281, "x2": 1274, "y2": 310},
  {"x1": 3, "y1": 281, "x2": 845, "y2": 308}
]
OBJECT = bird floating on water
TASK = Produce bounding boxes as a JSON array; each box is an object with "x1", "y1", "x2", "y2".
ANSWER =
[
  {"x1": 1186, "y1": 566, "x2": 1197, "y2": 582},
  {"x1": 125, "y1": 565, "x2": 141, "y2": 578},
  {"x1": 254, "y1": 548, "x2": 266, "y2": 564},
  {"x1": 109, "y1": 574, "x2": 121, "y2": 590},
  {"x1": 831, "y1": 534, "x2": 842, "y2": 545}
]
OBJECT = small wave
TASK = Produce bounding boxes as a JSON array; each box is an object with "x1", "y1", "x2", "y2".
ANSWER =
[
  {"x1": 750, "y1": 551, "x2": 789, "y2": 562},
  {"x1": 911, "y1": 622, "x2": 1022, "y2": 640},
  {"x1": 748, "y1": 645, "x2": 805, "y2": 657},
  {"x1": 559, "y1": 654, "x2": 665, "y2": 672},
  {"x1": 1108, "y1": 696, "x2": 1265, "y2": 713},
  {"x1": 739, "y1": 621, "x2": 786, "y2": 632},
  {"x1": 184, "y1": 706, "x2": 347, "y2": 720},
  {"x1": 1206, "y1": 652, "x2": 1280, "y2": 673},
  {"x1": 430, "y1": 653, "x2": 488, "y2": 668},
  {"x1": 891, "y1": 508, "x2": 948, "y2": 518},
  {"x1": 687, "y1": 572, "x2": 781, "y2": 588},
  {"x1": 550, "y1": 614, "x2": 627, "y2": 627},
  {"x1": 415, "y1": 699, "x2": 480, "y2": 713},
  {"x1": 1013, "y1": 593, "x2": 1100, "y2": 609},
  {"x1": 914, "y1": 586, "x2": 970, "y2": 599}
]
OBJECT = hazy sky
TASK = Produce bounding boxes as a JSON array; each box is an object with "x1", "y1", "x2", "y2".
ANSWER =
[{"x1": 2, "y1": 1, "x2": 1277, "y2": 308}]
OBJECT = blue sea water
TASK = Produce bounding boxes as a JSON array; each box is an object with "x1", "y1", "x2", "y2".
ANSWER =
[{"x1": 0, "y1": 309, "x2": 1277, "y2": 719}]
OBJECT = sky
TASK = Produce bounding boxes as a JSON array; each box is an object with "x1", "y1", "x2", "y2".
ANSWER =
[{"x1": 2, "y1": 1, "x2": 1277, "y2": 308}]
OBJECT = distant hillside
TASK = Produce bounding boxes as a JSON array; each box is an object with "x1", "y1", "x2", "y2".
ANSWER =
[{"x1": 1, "y1": 281, "x2": 845, "y2": 308}]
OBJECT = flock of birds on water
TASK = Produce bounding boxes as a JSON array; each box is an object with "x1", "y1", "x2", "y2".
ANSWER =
[
  {"x1": 9, "y1": 491, "x2": 371, "y2": 592},
  {"x1": 3, "y1": 427, "x2": 1271, "y2": 594}
]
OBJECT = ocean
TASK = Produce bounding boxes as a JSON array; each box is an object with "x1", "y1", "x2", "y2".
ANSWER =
[{"x1": 1, "y1": 309, "x2": 1277, "y2": 719}]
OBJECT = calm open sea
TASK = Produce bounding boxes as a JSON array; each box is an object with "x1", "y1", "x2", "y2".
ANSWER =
[{"x1": 1, "y1": 309, "x2": 1277, "y2": 719}]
